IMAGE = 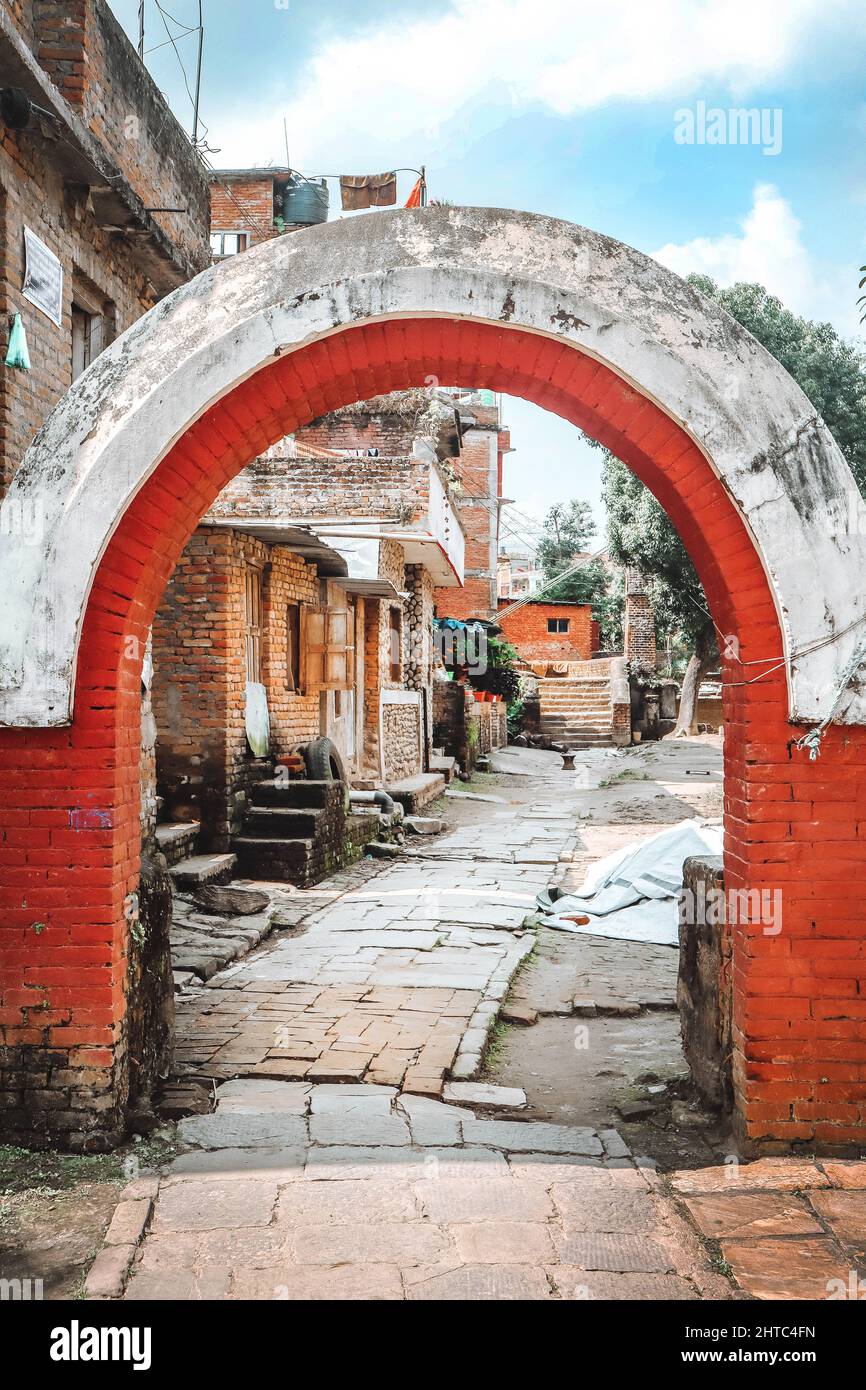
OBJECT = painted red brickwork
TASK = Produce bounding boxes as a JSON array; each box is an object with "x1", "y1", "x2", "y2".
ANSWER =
[
  {"x1": 497, "y1": 599, "x2": 595, "y2": 664},
  {"x1": 0, "y1": 317, "x2": 864, "y2": 1153}
]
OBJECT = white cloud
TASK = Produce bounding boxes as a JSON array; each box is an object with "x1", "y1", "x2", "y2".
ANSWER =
[
  {"x1": 210, "y1": 0, "x2": 849, "y2": 168},
  {"x1": 653, "y1": 184, "x2": 861, "y2": 336}
]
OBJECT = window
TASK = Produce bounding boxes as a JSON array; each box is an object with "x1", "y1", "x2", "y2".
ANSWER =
[
  {"x1": 71, "y1": 272, "x2": 114, "y2": 382},
  {"x1": 547, "y1": 617, "x2": 570, "y2": 633},
  {"x1": 210, "y1": 231, "x2": 249, "y2": 259},
  {"x1": 389, "y1": 607, "x2": 403, "y2": 682},
  {"x1": 286, "y1": 602, "x2": 301, "y2": 690},
  {"x1": 244, "y1": 568, "x2": 263, "y2": 682}
]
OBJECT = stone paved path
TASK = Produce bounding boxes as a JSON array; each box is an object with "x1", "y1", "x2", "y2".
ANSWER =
[
  {"x1": 120, "y1": 1081, "x2": 732, "y2": 1301},
  {"x1": 98, "y1": 744, "x2": 866, "y2": 1302},
  {"x1": 173, "y1": 759, "x2": 582, "y2": 1095}
]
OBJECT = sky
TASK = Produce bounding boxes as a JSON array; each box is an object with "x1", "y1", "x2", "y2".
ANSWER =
[{"x1": 109, "y1": 0, "x2": 866, "y2": 551}]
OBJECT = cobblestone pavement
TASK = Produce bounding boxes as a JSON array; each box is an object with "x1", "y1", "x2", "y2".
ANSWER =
[
  {"x1": 118, "y1": 1081, "x2": 733, "y2": 1302},
  {"x1": 103, "y1": 743, "x2": 866, "y2": 1302},
  {"x1": 173, "y1": 756, "x2": 582, "y2": 1095}
]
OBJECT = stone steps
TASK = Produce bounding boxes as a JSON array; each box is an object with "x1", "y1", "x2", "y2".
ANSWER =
[
  {"x1": 155, "y1": 820, "x2": 200, "y2": 866},
  {"x1": 168, "y1": 853, "x2": 236, "y2": 888},
  {"x1": 243, "y1": 805, "x2": 321, "y2": 839},
  {"x1": 537, "y1": 669, "x2": 615, "y2": 747},
  {"x1": 251, "y1": 779, "x2": 339, "y2": 809},
  {"x1": 231, "y1": 771, "x2": 381, "y2": 887}
]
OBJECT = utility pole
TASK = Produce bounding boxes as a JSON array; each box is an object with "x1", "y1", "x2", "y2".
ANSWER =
[
  {"x1": 191, "y1": 0, "x2": 204, "y2": 146},
  {"x1": 138, "y1": 0, "x2": 145, "y2": 59}
]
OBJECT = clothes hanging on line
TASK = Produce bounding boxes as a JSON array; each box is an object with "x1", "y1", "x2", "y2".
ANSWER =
[{"x1": 339, "y1": 172, "x2": 398, "y2": 210}]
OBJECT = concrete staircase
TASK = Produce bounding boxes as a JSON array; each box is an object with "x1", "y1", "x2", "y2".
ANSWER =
[{"x1": 537, "y1": 660, "x2": 615, "y2": 748}]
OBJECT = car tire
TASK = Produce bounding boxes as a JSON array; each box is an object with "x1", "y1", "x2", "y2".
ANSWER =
[{"x1": 303, "y1": 736, "x2": 346, "y2": 782}]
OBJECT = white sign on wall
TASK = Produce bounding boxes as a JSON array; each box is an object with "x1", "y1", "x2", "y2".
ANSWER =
[{"x1": 22, "y1": 227, "x2": 63, "y2": 327}]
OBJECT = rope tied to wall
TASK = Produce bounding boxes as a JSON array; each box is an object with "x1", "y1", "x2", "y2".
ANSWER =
[{"x1": 794, "y1": 629, "x2": 866, "y2": 760}]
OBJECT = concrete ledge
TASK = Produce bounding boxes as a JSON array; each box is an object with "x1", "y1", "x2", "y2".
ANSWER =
[{"x1": 387, "y1": 772, "x2": 446, "y2": 814}]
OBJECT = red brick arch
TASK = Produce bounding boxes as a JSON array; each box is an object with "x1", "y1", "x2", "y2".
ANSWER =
[{"x1": 1, "y1": 315, "x2": 863, "y2": 1152}]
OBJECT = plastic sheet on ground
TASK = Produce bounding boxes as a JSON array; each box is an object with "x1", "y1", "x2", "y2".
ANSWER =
[{"x1": 535, "y1": 818, "x2": 723, "y2": 947}]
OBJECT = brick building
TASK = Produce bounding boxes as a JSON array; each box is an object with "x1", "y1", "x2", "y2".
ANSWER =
[
  {"x1": 150, "y1": 391, "x2": 467, "y2": 864},
  {"x1": 623, "y1": 568, "x2": 658, "y2": 669},
  {"x1": 497, "y1": 548, "x2": 542, "y2": 598},
  {"x1": 433, "y1": 391, "x2": 510, "y2": 621},
  {"x1": 208, "y1": 166, "x2": 329, "y2": 259},
  {"x1": 497, "y1": 598, "x2": 598, "y2": 666},
  {"x1": 0, "y1": 0, "x2": 210, "y2": 498}
]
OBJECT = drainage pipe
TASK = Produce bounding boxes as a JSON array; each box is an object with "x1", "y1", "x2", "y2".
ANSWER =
[{"x1": 349, "y1": 789, "x2": 402, "y2": 819}]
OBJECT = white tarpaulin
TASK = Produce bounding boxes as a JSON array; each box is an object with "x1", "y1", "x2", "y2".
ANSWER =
[{"x1": 536, "y1": 819, "x2": 723, "y2": 946}]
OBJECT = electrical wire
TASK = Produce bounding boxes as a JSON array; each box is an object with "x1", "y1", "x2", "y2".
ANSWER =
[
  {"x1": 153, "y1": 0, "x2": 208, "y2": 144},
  {"x1": 497, "y1": 551, "x2": 608, "y2": 619}
]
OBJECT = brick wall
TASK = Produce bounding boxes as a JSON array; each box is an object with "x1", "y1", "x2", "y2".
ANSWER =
[
  {"x1": 297, "y1": 402, "x2": 419, "y2": 456},
  {"x1": 0, "y1": 0, "x2": 210, "y2": 497},
  {"x1": 210, "y1": 176, "x2": 275, "y2": 247},
  {"x1": 151, "y1": 528, "x2": 320, "y2": 847},
  {"x1": 263, "y1": 545, "x2": 321, "y2": 759},
  {"x1": 497, "y1": 600, "x2": 595, "y2": 664},
  {"x1": 4, "y1": 1, "x2": 35, "y2": 44},
  {"x1": 211, "y1": 448, "x2": 431, "y2": 525},
  {"x1": 624, "y1": 573, "x2": 657, "y2": 669},
  {"x1": 435, "y1": 427, "x2": 498, "y2": 620},
  {"x1": 0, "y1": 143, "x2": 150, "y2": 494},
  {"x1": 432, "y1": 680, "x2": 506, "y2": 771},
  {"x1": 434, "y1": 406, "x2": 508, "y2": 622},
  {"x1": 34, "y1": 1, "x2": 209, "y2": 266}
]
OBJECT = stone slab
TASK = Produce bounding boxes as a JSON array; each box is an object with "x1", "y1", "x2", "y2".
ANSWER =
[{"x1": 444, "y1": 1082, "x2": 527, "y2": 1110}]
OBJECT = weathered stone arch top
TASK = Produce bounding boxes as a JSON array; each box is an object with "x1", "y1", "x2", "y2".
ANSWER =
[{"x1": 0, "y1": 205, "x2": 863, "y2": 726}]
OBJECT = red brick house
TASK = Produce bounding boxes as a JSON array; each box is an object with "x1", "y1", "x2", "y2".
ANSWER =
[
  {"x1": 497, "y1": 598, "x2": 598, "y2": 666},
  {"x1": 0, "y1": 0, "x2": 210, "y2": 499},
  {"x1": 150, "y1": 392, "x2": 467, "y2": 864},
  {"x1": 433, "y1": 391, "x2": 511, "y2": 621},
  {"x1": 208, "y1": 166, "x2": 329, "y2": 259}
]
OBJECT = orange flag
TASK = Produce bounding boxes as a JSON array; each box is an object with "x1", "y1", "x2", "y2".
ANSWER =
[{"x1": 404, "y1": 177, "x2": 424, "y2": 208}]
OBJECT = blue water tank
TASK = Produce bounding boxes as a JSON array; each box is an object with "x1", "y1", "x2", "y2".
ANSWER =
[{"x1": 280, "y1": 175, "x2": 329, "y2": 227}]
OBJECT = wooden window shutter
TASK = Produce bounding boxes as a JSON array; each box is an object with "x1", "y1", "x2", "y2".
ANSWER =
[{"x1": 301, "y1": 605, "x2": 355, "y2": 691}]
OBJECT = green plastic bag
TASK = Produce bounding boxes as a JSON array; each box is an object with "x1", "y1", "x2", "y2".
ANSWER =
[{"x1": 5, "y1": 313, "x2": 30, "y2": 371}]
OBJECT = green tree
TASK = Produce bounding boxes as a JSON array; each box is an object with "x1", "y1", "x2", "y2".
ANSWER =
[
  {"x1": 601, "y1": 276, "x2": 866, "y2": 735},
  {"x1": 535, "y1": 499, "x2": 595, "y2": 587},
  {"x1": 533, "y1": 499, "x2": 619, "y2": 644}
]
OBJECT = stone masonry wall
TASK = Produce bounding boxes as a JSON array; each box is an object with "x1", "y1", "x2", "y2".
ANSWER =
[{"x1": 382, "y1": 700, "x2": 423, "y2": 782}]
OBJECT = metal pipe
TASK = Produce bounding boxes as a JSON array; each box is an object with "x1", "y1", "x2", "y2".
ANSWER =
[
  {"x1": 191, "y1": 0, "x2": 204, "y2": 146},
  {"x1": 349, "y1": 789, "x2": 402, "y2": 818}
]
